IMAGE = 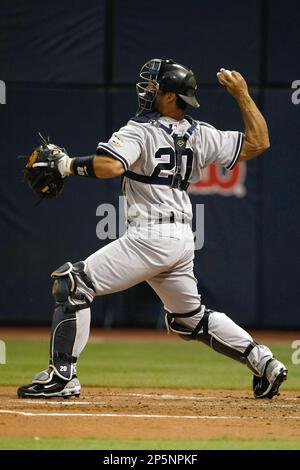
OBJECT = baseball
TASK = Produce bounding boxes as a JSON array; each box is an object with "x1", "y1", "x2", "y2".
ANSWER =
[
  {"x1": 221, "y1": 68, "x2": 233, "y2": 76},
  {"x1": 217, "y1": 69, "x2": 233, "y2": 79}
]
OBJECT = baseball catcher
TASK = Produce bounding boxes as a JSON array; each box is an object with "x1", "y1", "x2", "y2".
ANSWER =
[{"x1": 18, "y1": 60, "x2": 287, "y2": 400}]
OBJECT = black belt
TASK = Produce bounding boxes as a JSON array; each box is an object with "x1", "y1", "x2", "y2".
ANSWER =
[
  {"x1": 128, "y1": 212, "x2": 187, "y2": 225},
  {"x1": 158, "y1": 213, "x2": 185, "y2": 224}
]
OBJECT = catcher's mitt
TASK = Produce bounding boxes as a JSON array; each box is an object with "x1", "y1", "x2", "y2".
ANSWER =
[{"x1": 20, "y1": 134, "x2": 68, "y2": 201}]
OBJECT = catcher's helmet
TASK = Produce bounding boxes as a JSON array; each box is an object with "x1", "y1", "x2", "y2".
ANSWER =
[{"x1": 136, "y1": 58, "x2": 200, "y2": 115}]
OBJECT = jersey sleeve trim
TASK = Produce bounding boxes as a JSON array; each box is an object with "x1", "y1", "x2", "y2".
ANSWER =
[
  {"x1": 97, "y1": 144, "x2": 129, "y2": 171},
  {"x1": 227, "y1": 132, "x2": 244, "y2": 170}
]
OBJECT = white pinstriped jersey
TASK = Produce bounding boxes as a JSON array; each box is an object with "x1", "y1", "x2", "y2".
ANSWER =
[{"x1": 97, "y1": 114, "x2": 244, "y2": 223}]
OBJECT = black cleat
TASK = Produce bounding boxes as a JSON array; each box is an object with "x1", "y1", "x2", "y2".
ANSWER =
[
  {"x1": 17, "y1": 366, "x2": 81, "y2": 399},
  {"x1": 253, "y1": 358, "x2": 288, "y2": 399}
]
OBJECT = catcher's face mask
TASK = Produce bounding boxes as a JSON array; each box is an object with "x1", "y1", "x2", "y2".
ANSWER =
[{"x1": 136, "y1": 59, "x2": 162, "y2": 116}]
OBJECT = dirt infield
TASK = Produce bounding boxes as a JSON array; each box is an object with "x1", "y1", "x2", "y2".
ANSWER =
[{"x1": 0, "y1": 387, "x2": 300, "y2": 441}]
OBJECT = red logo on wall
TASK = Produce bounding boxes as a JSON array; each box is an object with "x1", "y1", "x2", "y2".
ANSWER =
[{"x1": 189, "y1": 162, "x2": 247, "y2": 198}]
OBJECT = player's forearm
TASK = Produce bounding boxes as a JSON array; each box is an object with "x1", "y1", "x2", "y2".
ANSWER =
[
  {"x1": 236, "y1": 92, "x2": 270, "y2": 161},
  {"x1": 216, "y1": 69, "x2": 270, "y2": 161},
  {"x1": 69, "y1": 155, "x2": 125, "y2": 179},
  {"x1": 92, "y1": 156, "x2": 125, "y2": 178}
]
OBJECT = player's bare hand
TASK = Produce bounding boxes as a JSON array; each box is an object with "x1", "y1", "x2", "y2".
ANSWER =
[{"x1": 217, "y1": 68, "x2": 249, "y2": 100}]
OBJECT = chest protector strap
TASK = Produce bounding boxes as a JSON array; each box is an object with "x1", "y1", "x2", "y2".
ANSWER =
[{"x1": 124, "y1": 114, "x2": 197, "y2": 191}]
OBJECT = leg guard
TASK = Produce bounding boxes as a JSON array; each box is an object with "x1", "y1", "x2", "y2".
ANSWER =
[
  {"x1": 50, "y1": 261, "x2": 95, "y2": 380},
  {"x1": 165, "y1": 306, "x2": 273, "y2": 376}
]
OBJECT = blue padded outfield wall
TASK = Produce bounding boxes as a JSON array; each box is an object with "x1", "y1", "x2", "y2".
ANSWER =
[{"x1": 0, "y1": 1, "x2": 299, "y2": 327}]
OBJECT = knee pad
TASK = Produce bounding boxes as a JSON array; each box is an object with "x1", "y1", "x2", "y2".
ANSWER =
[
  {"x1": 165, "y1": 305, "x2": 209, "y2": 340},
  {"x1": 51, "y1": 261, "x2": 95, "y2": 313},
  {"x1": 165, "y1": 307, "x2": 258, "y2": 370},
  {"x1": 50, "y1": 261, "x2": 95, "y2": 380}
]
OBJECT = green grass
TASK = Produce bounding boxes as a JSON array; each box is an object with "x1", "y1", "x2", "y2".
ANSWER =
[
  {"x1": 1, "y1": 339, "x2": 299, "y2": 390},
  {"x1": 0, "y1": 437, "x2": 299, "y2": 450}
]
